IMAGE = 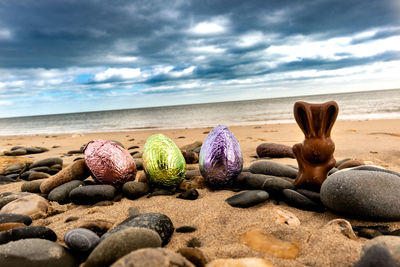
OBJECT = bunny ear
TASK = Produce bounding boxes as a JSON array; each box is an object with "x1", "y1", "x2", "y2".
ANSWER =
[
  {"x1": 294, "y1": 101, "x2": 313, "y2": 138},
  {"x1": 321, "y1": 101, "x2": 339, "y2": 137}
]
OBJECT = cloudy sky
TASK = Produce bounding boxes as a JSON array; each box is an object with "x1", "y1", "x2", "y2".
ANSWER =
[{"x1": 1, "y1": 0, "x2": 400, "y2": 118}]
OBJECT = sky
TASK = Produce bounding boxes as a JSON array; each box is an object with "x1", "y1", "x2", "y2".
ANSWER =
[{"x1": 0, "y1": 0, "x2": 400, "y2": 118}]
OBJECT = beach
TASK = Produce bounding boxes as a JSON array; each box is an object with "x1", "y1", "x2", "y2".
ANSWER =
[{"x1": 1, "y1": 118, "x2": 400, "y2": 266}]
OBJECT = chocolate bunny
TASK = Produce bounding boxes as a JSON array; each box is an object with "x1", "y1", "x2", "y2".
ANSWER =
[{"x1": 292, "y1": 101, "x2": 339, "y2": 188}]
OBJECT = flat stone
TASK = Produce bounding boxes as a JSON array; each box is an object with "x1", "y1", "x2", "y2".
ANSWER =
[
  {"x1": 177, "y1": 247, "x2": 206, "y2": 267},
  {"x1": 28, "y1": 172, "x2": 50, "y2": 180},
  {"x1": 0, "y1": 194, "x2": 49, "y2": 219},
  {"x1": 0, "y1": 175, "x2": 16, "y2": 184},
  {"x1": 0, "y1": 156, "x2": 33, "y2": 175},
  {"x1": 0, "y1": 238, "x2": 78, "y2": 267},
  {"x1": 4, "y1": 163, "x2": 26, "y2": 174},
  {"x1": 337, "y1": 159, "x2": 365, "y2": 170},
  {"x1": 354, "y1": 244, "x2": 396, "y2": 267},
  {"x1": 48, "y1": 180, "x2": 84, "y2": 204},
  {"x1": 335, "y1": 158, "x2": 351, "y2": 168},
  {"x1": 249, "y1": 161, "x2": 297, "y2": 178},
  {"x1": 4, "y1": 149, "x2": 27, "y2": 156},
  {"x1": 256, "y1": 143, "x2": 295, "y2": 158},
  {"x1": 225, "y1": 190, "x2": 269, "y2": 208},
  {"x1": 295, "y1": 189, "x2": 321, "y2": 203},
  {"x1": 0, "y1": 193, "x2": 31, "y2": 209},
  {"x1": 180, "y1": 141, "x2": 202, "y2": 152},
  {"x1": 20, "y1": 171, "x2": 34, "y2": 180},
  {"x1": 361, "y1": 236, "x2": 400, "y2": 266},
  {"x1": 240, "y1": 229, "x2": 299, "y2": 259},
  {"x1": 207, "y1": 258, "x2": 273, "y2": 267},
  {"x1": 30, "y1": 166, "x2": 50, "y2": 173},
  {"x1": 320, "y1": 170, "x2": 400, "y2": 220},
  {"x1": 177, "y1": 189, "x2": 199, "y2": 200},
  {"x1": 111, "y1": 248, "x2": 195, "y2": 267},
  {"x1": 69, "y1": 185, "x2": 116, "y2": 205},
  {"x1": 283, "y1": 189, "x2": 324, "y2": 212},
  {"x1": 245, "y1": 173, "x2": 294, "y2": 193},
  {"x1": 84, "y1": 228, "x2": 162, "y2": 267},
  {"x1": 0, "y1": 226, "x2": 57, "y2": 245},
  {"x1": 103, "y1": 213, "x2": 174, "y2": 246},
  {"x1": 64, "y1": 228, "x2": 100, "y2": 254},
  {"x1": 122, "y1": 181, "x2": 150, "y2": 200},
  {"x1": 30, "y1": 157, "x2": 63, "y2": 169},
  {"x1": 21, "y1": 180, "x2": 43, "y2": 193}
]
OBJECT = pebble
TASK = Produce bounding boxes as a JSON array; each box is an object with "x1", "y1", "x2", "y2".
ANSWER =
[
  {"x1": 0, "y1": 156, "x2": 33, "y2": 175},
  {"x1": 21, "y1": 180, "x2": 43, "y2": 193},
  {"x1": 0, "y1": 175, "x2": 16, "y2": 184},
  {"x1": 335, "y1": 158, "x2": 351, "y2": 168},
  {"x1": 337, "y1": 159, "x2": 365, "y2": 170},
  {"x1": 283, "y1": 189, "x2": 324, "y2": 212},
  {"x1": 147, "y1": 189, "x2": 175, "y2": 198},
  {"x1": 225, "y1": 190, "x2": 269, "y2": 208},
  {"x1": 103, "y1": 213, "x2": 174, "y2": 246},
  {"x1": 360, "y1": 236, "x2": 400, "y2": 266},
  {"x1": 320, "y1": 170, "x2": 400, "y2": 220},
  {"x1": 256, "y1": 143, "x2": 295, "y2": 158},
  {"x1": 182, "y1": 151, "x2": 199, "y2": 164},
  {"x1": 30, "y1": 166, "x2": 50, "y2": 173},
  {"x1": 84, "y1": 228, "x2": 162, "y2": 267},
  {"x1": 40, "y1": 159, "x2": 89, "y2": 194},
  {"x1": 20, "y1": 171, "x2": 34, "y2": 180},
  {"x1": 128, "y1": 145, "x2": 139, "y2": 150},
  {"x1": 64, "y1": 228, "x2": 100, "y2": 254},
  {"x1": 186, "y1": 169, "x2": 201, "y2": 179},
  {"x1": 0, "y1": 238, "x2": 78, "y2": 267},
  {"x1": 328, "y1": 167, "x2": 338, "y2": 175},
  {"x1": 180, "y1": 141, "x2": 202, "y2": 152},
  {"x1": 240, "y1": 229, "x2": 299, "y2": 259},
  {"x1": 4, "y1": 149, "x2": 27, "y2": 156},
  {"x1": 187, "y1": 237, "x2": 202, "y2": 247},
  {"x1": 323, "y1": 219, "x2": 358, "y2": 240},
  {"x1": 207, "y1": 258, "x2": 273, "y2": 267},
  {"x1": 28, "y1": 172, "x2": 50, "y2": 180},
  {"x1": 351, "y1": 165, "x2": 400, "y2": 177},
  {"x1": 249, "y1": 161, "x2": 297, "y2": 178},
  {"x1": 48, "y1": 180, "x2": 84, "y2": 204},
  {"x1": 0, "y1": 226, "x2": 57, "y2": 245},
  {"x1": 177, "y1": 247, "x2": 206, "y2": 267},
  {"x1": 0, "y1": 192, "x2": 31, "y2": 209},
  {"x1": 65, "y1": 216, "x2": 79, "y2": 223},
  {"x1": 354, "y1": 244, "x2": 396, "y2": 267},
  {"x1": 78, "y1": 220, "x2": 113, "y2": 236},
  {"x1": 133, "y1": 158, "x2": 143, "y2": 170},
  {"x1": 11, "y1": 146, "x2": 46, "y2": 154},
  {"x1": 244, "y1": 173, "x2": 294, "y2": 193},
  {"x1": 357, "y1": 228, "x2": 383, "y2": 239},
  {"x1": 265, "y1": 206, "x2": 300, "y2": 227},
  {"x1": 177, "y1": 189, "x2": 199, "y2": 200},
  {"x1": 295, "y1": 189, "x2": 321, "y2": 203},
  {"x1": 0, "y1": 222, "x2": 26, "y2": 231},
  {"x1": 69, "y1": 185, "x2": 116, "y2": 205},
  {"x1": 0, "y1": 194, "x2": 49, "y2": 219},
  {"x1": 30, "y1": 157, "x2": 63, "y2": 168},
  {"x1": 4, "y1": 163, "x2": 26, "y2": 174},
  {"x1": 111, "y1": 248, "x2": 194, "y2": 267},
  {"x1": 176, "y1": 226, "x2": 197, "y2": 233},
  {"x1": 0, "y1": 213, "x2": 31, "y2": 226},
  {"x1": 122, "y1": 181, "x2": 150, "y2": 200}
]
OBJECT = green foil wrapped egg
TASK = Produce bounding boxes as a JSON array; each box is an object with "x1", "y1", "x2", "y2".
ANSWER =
[{"x1": 143, "y1": 134, "x2": 186, "y2": 188}]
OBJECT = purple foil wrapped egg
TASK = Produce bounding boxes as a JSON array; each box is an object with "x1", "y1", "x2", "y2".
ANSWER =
[
  {"x1": 84, "y1": 139, "x2": 137, "y2": 187},
  {"x1": 199, "y1": 125, "x2": 243, "y2": 187}
]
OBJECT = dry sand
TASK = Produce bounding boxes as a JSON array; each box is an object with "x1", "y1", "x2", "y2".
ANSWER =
[{"x1": 1, "y1": 119, "x2": 400, "y2": 266}]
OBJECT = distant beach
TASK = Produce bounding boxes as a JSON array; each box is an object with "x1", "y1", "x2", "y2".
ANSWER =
[{"x1": 1, "y1": 88, "x2": 399, "y2": 136}]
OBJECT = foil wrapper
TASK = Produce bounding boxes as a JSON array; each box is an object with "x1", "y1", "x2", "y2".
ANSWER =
[
  {"x1": 199, "y1": 125, "x2": 243, "y2": 187},
  {"x1": 84, "y1": 139, "x2": 137, "y2": 187},
  {"x1": 142, "y1": 134, "x2": 186, "y2": 188}
]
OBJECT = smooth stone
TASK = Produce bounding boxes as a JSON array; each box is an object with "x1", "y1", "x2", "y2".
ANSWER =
[
  {"x1": 40, "y1": 159, "x2": 89, "y2": 194},
  {"x1": 128, "y1": 145, "x2": 139, "y2": 150},
  {"x1": 264, "y1": 206, "x2": 300, "y2": 227},
  {"x1": 351, "y1": 165, "x2": 400, "y2": 177},
  {"x1": 182, "y1": 151, "x2": 199, "y2": 164},
  {"x1": 0, "y1": 156, "x2": 33, "y2": 175},
  {"x1": 361, "y1": 236, "x2": 400, "y2": 265},
  {"x1": 122, "y1": 181, "x2": 150, "y2": 200},
  {"x1": 30, "y1": 166, "x2": 50, "y2": 173},
  {"x1": 240, "y1": 229, "x2": 299, "y2": 259},
  {"x1": 177, "y1": 189, "x2": 199, "y2": 200},
  {"x1": 67, "y1": 150, "x2": 82, "y2": 155},
  {"x1": 0, "y1": 222, "x2": 26, "y2": 231},
  {"x1": 69, "y1": 185, "x2": 116, "y2": 205},
  {"x1": 320, "y1": 170, "x2": 400, "y2": 220},
  {"x1": 51, "y1": 164, "x2": 63, "y2": 170},
  {"x1": 111, "y1": 248, "x2": 194, "y2": 267},
  {"x1": 180, "y1": 141, "x2": 202, "y2": 152},
  {"x1": 226, "y1": 190, "x2": 269, "y2": 208},
  {"x1": 0, "y1": 194, "x2": 49, "y2": 219},
  {"x1": 11, "y1": 146, "x2": 45, "y2": 154},
  {"x1": 354, "y1": 244, "x2": 396, "y2": 267},
  {"x1": 5, "y1": 174, "x2": 18, "y2": 180},
  {"x1": 4, "y1": 149, "x2": 27, "y2": 156},
  {"x1": 64, "y1": 228, "x2": 100, "y2": 254},
  {"x1": 177, "y1": 247, "x2": 206, "y2": 267},
  {"x1": 337, "y1": 159, "x2": 365, "y2": 170},
  {"x1": 245, "y1": 173, "x2": 294, "y2": 192},
  {"x1": 48, "y1": 180, "x2": 84, "y2": 204},
  {"x1": 147, "y1": 189, "x2": 175, "y2": 198},
  {"x1": 28, "y1": 172, "x2": 50, "y2": 180},
  {"x1": 0, "y1": 213, "x2": 32, "y2": 225},
  {"x1": 176, "y1": 226, "x2": 197, "y2": 233},
  {"x1": 0, "y1": 192, "x2": 31, "y2": 209},
  {"x1": 65, "y1": 216, "x2": 79, "y2": 223},
  {"x1": 185, "y1": 169, "x2": 201, "y2": 179},
  {"x1": 283, "y1": 189, "x2": 324, "y2": 212},
  {"x1": 109, "y1": 140, "x2": 125, "y2": 148},
  {"x1": 0, "y1": 175, "x2": 16, "y2": 184},
  {"x1": 328, "y1": 167, "x2": 338, "y2": 175},
  {"x1": 21, "y1": 180, "x2": 43, "y2": 193},
  {"x1": 103, "y1": 213, "x2": 174, "y2": 246},
  {"x1": 0, "y1": 238, "x2": 78, "y2": 267},
  {"x1": 133, "y1": 158, "x2": 143, "y2": 170},
  {"x1": 187, "y1": 237, "x2": 202, "y2": 248},
  {"x1": 207, "y1": 258, "x2": 273, "y2": 267},
  {"x1": 335, "y1": 158, "x2": 351, "y2": 168},
  {"x1": 84, "y1": 228, "x2": 162, "y2": 267},
  {"x1": 30, "y1": 157, "x2": 63, "y2": 168},
  {"x1": 357, "y1": 228, "x2": 383, "y2": 239},
  {"x1": 20, "y1": 171, "x2": 34, "y2": 180},
  {"x1": 112, "y1": 248, "x2": 194, "y2": 267},
  {"x1": 0, "y1": 226, "x2": 57, "y2": 245},
  {"x1": 323, "y1": 219, "x2": 358, "y2": 240},
  {"x1": 256, "y1": 143, "x2": 295, "y2": 158},
  {"x1": 4, "y1": 163, "x2": 26, "y2": 174},
  {"x1": 295, "y1": 189, "x2": 321, "y2": 203},
  {"x1": 249, "y1": 161, "x2": 297, "y2": 178}
]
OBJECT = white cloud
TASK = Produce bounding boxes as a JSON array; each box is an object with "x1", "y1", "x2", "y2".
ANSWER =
[
  {"x1": 190, "y1": 17, "x2": 228, "y2": 35},
  {"x1": 169, "y1": 66, "x2": 195, "y2": 78},
  {"x1": 92, "y1": 68, "x2": 142, "y2": 82},
  {"x1": 188, "y1": 45, "x2": 225, "y2": 54},
  {"x1": 0, "y1": 28, "x2": 12, "y2": 40},
  {"x1": 0, "y1": 100, "x2": 12, "y2": 105}
]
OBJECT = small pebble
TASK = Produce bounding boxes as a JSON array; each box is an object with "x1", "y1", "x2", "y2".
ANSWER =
[
  {"x1": 122, "y1": 181, "x2": 150, "y2": 200},
  {"x1": 226, "y1": 190, "x2": 269, "y2": 208},
  {"x1": 176, "y1": 226, "x2": 197, "y2": 233},
  {"x1": 69, "y1": 185, "x2": 116, "y2": 205},
  {"x1": 64, "y1": 228, "x2": 100, "y2": 254},
  {"x1": 0, "y1": 226, "x2": 57, "y2": 245},
  {"x1": 177, "y1": 189, "x2": 199, "y2": 200},
  {"x1": 283, "y1": 189, "x2": 324, "y2": 212},
  {"x1": 0, "y1": 214, "x2": 32, "y2": 225}
]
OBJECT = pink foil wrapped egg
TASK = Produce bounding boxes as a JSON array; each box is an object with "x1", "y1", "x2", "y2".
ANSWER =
[{"x1": 84, "y1": 139, "x2": 136, "y2": 187}]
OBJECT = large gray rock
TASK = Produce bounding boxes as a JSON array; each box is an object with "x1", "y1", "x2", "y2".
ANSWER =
[
  {"x1": 321, "y1": 170, "x2": 400, "y2": 220},
  {"x1": 360, "y1": 236, "x2": 400, "y2": 266},
  {"x1": 0, "y1": 238, "x2": 78, "y2": 267}
]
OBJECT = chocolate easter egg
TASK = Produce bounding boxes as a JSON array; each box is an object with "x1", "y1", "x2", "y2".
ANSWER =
[
  {"x1": 199, "y1": 125, "x2": 243, "y2": 187},
  {"x1": 84, "y1": 139, "x2": 136, "y2": 187},
  {"x1": 142, "y1": 134, "x2": 186, "y2": 188}
]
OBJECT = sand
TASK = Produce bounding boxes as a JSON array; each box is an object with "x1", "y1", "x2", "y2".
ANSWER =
[{"x1": 1, "y1": 119, "x2": 400, "y2": 266}]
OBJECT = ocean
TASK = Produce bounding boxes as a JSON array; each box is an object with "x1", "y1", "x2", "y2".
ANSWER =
[{"x1": 1, "y1": 89, "x2": 399, "y2": 136}]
